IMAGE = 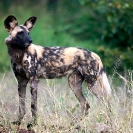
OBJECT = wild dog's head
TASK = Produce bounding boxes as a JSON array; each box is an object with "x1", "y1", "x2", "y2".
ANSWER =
[{"x1": 4, "y1": 15, "x2": 37, "y2": 49}]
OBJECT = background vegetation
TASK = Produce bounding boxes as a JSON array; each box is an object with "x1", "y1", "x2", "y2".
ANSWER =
[
  {"x1": 0, "y1": 0, "x2": 133, "y2": 132},
  {"x1": 0, "y1": 0, "x2": 132, "y2": 73}
]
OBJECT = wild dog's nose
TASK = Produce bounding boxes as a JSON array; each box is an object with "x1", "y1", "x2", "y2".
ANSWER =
[{"x1": 29, "y1": 38, "x2": 32, "y2": 44}]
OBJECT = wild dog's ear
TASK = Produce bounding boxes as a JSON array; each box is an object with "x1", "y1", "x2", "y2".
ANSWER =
[
  {"x1": 24, "y1": 16, "x2": 37, "y2": 31},
  {"x1": 4, "y1": 15, "x2": 18, "y2": 32}
]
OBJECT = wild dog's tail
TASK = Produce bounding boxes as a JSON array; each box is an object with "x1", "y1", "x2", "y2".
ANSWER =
[
  {"x1": 98, "y1": 70, "x2": 111, "y2": 100},
  {"x1": 90, "y1": 52, "x2": 111, "y2": 100}
]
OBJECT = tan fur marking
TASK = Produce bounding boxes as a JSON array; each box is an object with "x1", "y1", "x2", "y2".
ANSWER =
[
  {"x1": 63, "y1": 47, "x2": 84, "y2": 65},
  {"x1": 9, "y1": 20, "x2": 18, "y2": 29},
  {"x1": 21, "y1": 25, "x2": 29, "y2": 32},
  {"x1": 23, "y1": 53, "x2": 28, "y2": 63},
  {"x1": 11, "y1": 26, "x2": 23, "y2": 37},
  {"x1": 5, "y1": 35, "x2": 12, "y2": 43},
  {"x1": 26, "y1": 21, "x2": 32, "y2": 29},
  {"x1": 91, "y1": 52, "x2": 103, "y2": 68},
  {"x1": 28, "y1": 44, "x2": 44, "y2": 60},
  {"x1": 52, "y1": 61, "x2": 60, "y2": 67}
]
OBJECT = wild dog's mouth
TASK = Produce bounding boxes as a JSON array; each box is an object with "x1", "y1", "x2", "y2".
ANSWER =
[{"x1": 24, "y1": 42, "x2": 31, "y2": 48}]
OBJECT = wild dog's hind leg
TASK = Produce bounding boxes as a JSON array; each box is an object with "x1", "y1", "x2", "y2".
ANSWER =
[{"x1": 68, "y1": 72, "x2": 90, "y2": 115}]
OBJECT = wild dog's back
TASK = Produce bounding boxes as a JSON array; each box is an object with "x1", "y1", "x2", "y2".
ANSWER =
[
  {"x1": 23, "y1": 45, "x2": 105, "y2": 84},
  {"x1": 23, "y1": 46, "x2": 83, "y2": 78}
]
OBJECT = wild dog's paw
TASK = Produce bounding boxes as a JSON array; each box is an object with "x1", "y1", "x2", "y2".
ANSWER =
[
  {"x1": 27, "y1": 123, "x2": 34, "y2": 130},
  {"x1": 11, "y1": 120, "x2": 21, "y2": 126},
  {"x1": 27, "y1": 118, "x2": 38, "y2": 129}
]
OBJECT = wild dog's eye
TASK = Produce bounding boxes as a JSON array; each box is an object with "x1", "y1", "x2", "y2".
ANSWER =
[{"x1": 17, "y1": 31, "x2": 24, "y2": 35}]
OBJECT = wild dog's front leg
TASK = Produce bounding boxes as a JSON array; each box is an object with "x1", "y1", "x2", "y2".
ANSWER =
[
  {"x1": 18, "y1": 78, "x2": 28, "y2": 122},
  {"x1": 29, "y1": 77, "x2": 39, "y2": 124},
  {"x1": 13, "y1": 76, "x2": 28, "y2": 125},
  {"x1": 23, "y1": 55, "x2": 39, "y2": 124}
]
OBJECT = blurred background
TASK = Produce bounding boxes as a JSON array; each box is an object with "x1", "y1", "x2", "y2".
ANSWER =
[{"x1": 0, "y1": 0, "x2": 133, "y2": 74}]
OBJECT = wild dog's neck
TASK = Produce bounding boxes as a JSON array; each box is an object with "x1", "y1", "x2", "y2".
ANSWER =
[{"x1": 7, "y1": 45, "x2": 26, "y2": 63}]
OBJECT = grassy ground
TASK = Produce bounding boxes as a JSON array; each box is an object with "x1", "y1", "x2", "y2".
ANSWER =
[{"x1": 0, "y1": 72, "x2": 133, "y2": 133}]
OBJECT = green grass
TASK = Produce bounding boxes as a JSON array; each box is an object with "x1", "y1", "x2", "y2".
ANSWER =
[{"x1": 0, "y1": 72, "x2": 133, "y2": 132}]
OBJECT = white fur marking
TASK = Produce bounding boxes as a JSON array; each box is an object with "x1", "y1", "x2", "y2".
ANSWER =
[
  {"x1": 78, "y1": 66, "x2": 83, "y2": 75},
  {"x1": 44, "y1": 57, "x2": 47, "y2": 61},
  {"x1": 35, "y1": 57, "x2": 37, "y2": 65},
  {"x1": 53, "y1": 49, "x2": 59, "y2": 54},
  {"x1": 10, "y1": 22, "x2": 16, "y2": 28},
  {"x1": 66, "y1": 70, "x2": 73, "y2": 76},
  {"x1": 102, "y1": 72, "x2": 111, "y2": 97},
  {"x1": 28, "y1": 56, "x2": 32, "y2": 72},
  {"x1": 55, "y1": 46, "x2": 60, "y2": 49},
  {"x1": 90, "y1": 69, "x2": 94, "y2": 75}
]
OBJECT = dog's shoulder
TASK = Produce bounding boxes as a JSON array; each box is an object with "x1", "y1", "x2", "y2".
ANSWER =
[{"x1": 26, "y1": 44, "x2": 44, "y2": 59}]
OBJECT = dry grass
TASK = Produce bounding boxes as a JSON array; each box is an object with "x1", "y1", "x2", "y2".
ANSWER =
[{"x1": 0, "y1": 72, "x2": 133, "y2": 133}]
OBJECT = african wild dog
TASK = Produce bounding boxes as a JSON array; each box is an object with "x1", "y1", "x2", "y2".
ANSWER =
[{"x1": 4, "y1": 15, "x2": 111, "y2": 125}]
